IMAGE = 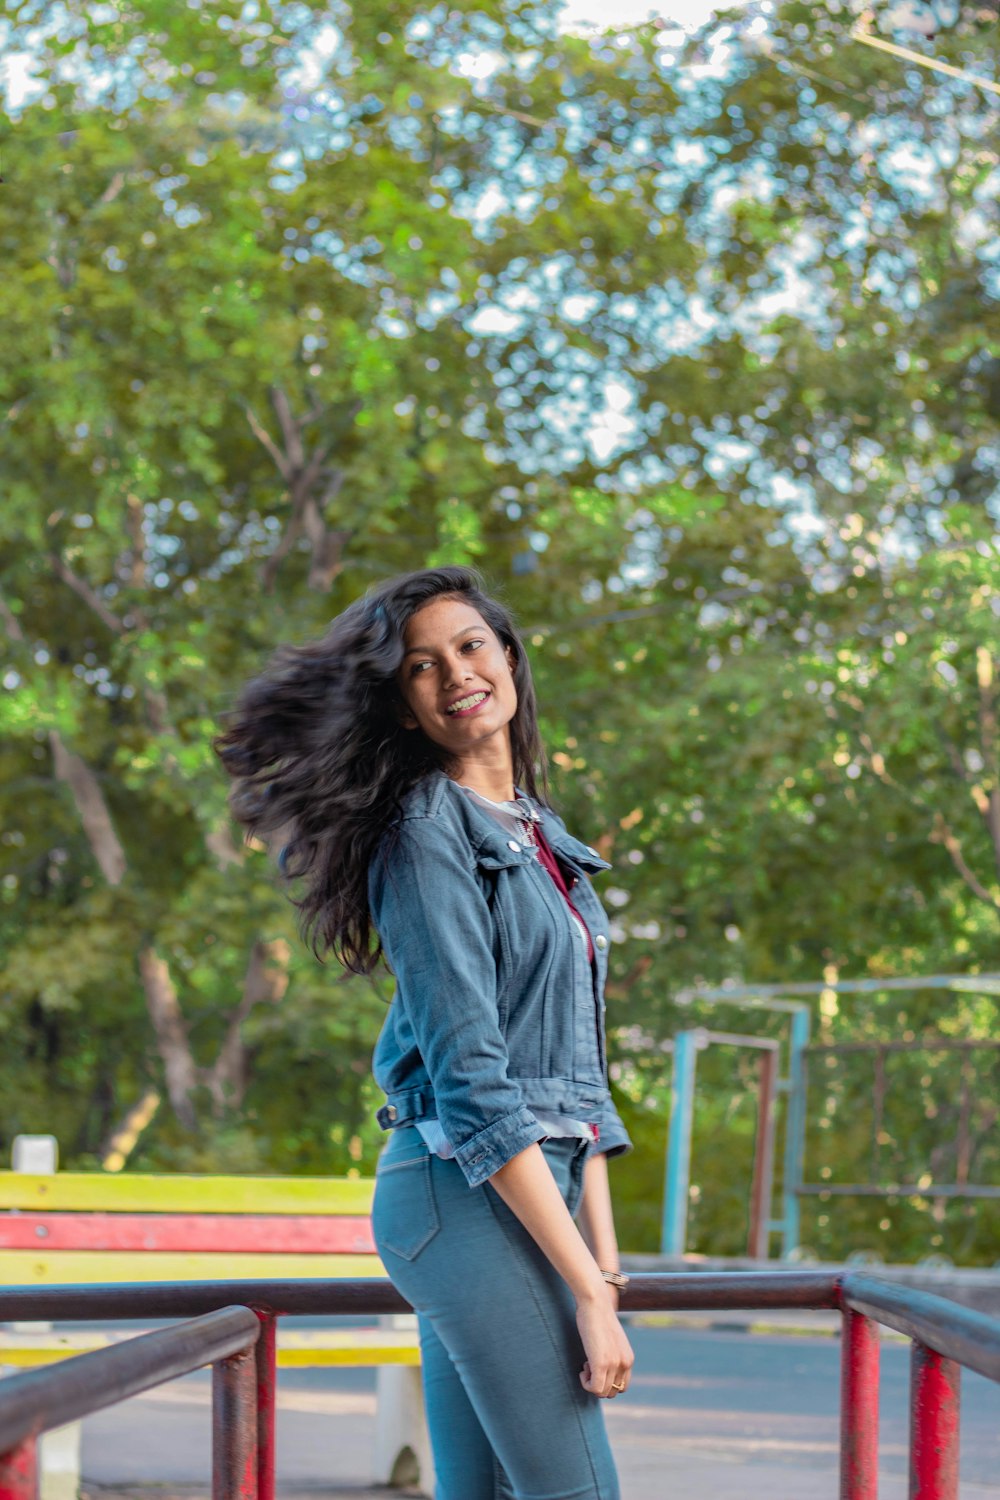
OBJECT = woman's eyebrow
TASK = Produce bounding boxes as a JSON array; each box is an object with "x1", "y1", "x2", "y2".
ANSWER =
[{"x1": 402, "y1": 628, "x2": 483, "y2": 657}]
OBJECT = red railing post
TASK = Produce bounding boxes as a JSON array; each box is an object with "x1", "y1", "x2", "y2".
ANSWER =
[
  {"x1": 909, "y1": 1342, "x2": 960, "y2": 1500},
  {"x1": 748, "y1": 1046, "x2": 778, "y2": 1258},
  {"x1": 841, "y1": 1307, "x2": 880, "y2": 1499},
  {"x1": 254, "y1": 1312, "x2": 277, "y2": 1500},
  {"x1": 0, "y1": 1437, "x2": 38, "y2": 1500},
  {"x1": 212, "y1": 1348, "x2": 258, "y2": 1500}
]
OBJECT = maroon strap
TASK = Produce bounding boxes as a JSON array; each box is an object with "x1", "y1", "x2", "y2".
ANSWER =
[{"x1": 534, "y1": 827, "x2": 595, "y2": 964}]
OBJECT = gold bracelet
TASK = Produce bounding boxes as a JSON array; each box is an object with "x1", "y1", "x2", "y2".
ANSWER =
[{"x1": 600, "y1": 1268, "x2": 629, "y2": 1288}]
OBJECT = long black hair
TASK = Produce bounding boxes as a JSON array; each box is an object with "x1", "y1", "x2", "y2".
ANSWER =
[{"x1": 214, "y1": 566, "x2": 548, "y2": 972}]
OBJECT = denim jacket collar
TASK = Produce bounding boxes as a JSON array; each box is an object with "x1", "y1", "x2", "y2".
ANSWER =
[{"x1": 402, "y1": 772, "x2": 612, "y2": 876}]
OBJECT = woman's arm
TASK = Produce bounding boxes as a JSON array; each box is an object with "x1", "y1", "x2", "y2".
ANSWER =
[
  {"x1": 575, "y1": 1150, "x2": 622, "y2": 1310},
  {"x1": 489, "y1": 1143, "x2": 633, "y2": 1398}
]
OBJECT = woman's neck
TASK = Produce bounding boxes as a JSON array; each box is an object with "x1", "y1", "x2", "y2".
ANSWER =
[{"x1": 446, "y1": 745, "x2": 516, "y2": 805}]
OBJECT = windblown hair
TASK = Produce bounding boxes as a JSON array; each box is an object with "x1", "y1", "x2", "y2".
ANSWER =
[{"x1": 214, "y1": 566, "x2": 548, "y2": 973}]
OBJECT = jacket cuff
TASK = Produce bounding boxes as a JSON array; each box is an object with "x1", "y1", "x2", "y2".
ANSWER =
[
  {"x1": 586, "y1": 1101, "x2": 633, "y2": 1160},
  {"x1": 453, "y1": 1106, "x2": 548, "y2": 1189}
]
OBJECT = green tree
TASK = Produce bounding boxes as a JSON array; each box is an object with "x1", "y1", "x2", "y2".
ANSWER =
[{"x1": 2, "y1": 0, "x2": 998, "y2": 1260}]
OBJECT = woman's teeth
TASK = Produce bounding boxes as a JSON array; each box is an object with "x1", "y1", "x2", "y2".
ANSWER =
[{"x1": 447, "y1": 691, "x2": 488, "y2": 714}]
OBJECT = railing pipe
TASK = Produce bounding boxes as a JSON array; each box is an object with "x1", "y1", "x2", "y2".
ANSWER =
[
  {"x1": 624, "y1": 1270, "x2": 841, "y2": 1311},
  {"x1": 0, "y1": 1438, "x2": 37, "y2": 1500},
  {"x1": 0, "y1": 1271, "x2": 845, "y2": 1322},
  {"x1": 781, "y1": 1005, "x2": 811, "y2": 1256},
  {"x1": 662, "y1": 1028, "x2": 699, "y2": 1254},
  {"x1": 213, "y1": 1347, "x2": 258, "y2": 1500},
  {"x1": 842, "y1": 1273, "x2": 1000, "y2": 1384},
  {"x1": 0, "y1": 1306, "x2": 259, "y2": 1455},
  {"x1": 254, "y1": 1312, "x2": 277, "y2": 1500},
  {"x1": 840, "y1": 1308, "x2": 879, "y2": 1500},
  {"x1": 748, "y1": 1046, "x2": 778, "y2": 1258},
  {"x1": 909, "y1": 1343, "x2": 960, "y2": 1500},
  {"x1": 0, "y1": 1279, "x2": 410, "y2": 1322},
  {"x1": 1, "y1": 1271, "x2": 998, "y2": 1500}
]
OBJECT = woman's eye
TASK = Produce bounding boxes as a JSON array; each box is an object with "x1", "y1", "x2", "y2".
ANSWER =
[
  {"x1": 411, "y1": 661, "x2": 432, "y2": 676},
  {"x1": 463, "y1": 639, "x2": 484, "y2": 652}
]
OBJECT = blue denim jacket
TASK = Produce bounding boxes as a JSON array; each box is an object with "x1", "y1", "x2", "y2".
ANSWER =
[{"x1": 368, "y1": 771, "x2": 634, "y2": 1189}]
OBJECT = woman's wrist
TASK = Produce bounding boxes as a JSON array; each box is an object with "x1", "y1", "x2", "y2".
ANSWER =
[{"x1": 573, "y1": 1262, "x2": 612, "y2": 1306}]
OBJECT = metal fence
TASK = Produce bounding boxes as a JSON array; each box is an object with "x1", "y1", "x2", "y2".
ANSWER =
[{"x1": 2, "y1": 1270, "x2": 998, "y2": 1500}]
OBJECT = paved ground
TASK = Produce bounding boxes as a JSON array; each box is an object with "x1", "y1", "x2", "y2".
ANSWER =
[{"x1": 72, "y1": 1323, "x2": 1000, "y2": 1499}]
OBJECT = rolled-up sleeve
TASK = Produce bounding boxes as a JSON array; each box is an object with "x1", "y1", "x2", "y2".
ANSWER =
[
  {"x1": 369, "y1": 819, "x2": 546, "y2": 1188},
  {"x1": 587, "y1": 1096, "x2": 633, "y2": 1161}
]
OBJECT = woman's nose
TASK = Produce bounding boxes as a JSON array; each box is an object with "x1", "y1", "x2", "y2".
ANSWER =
[{"x1": 442, "y1": 655, "x2": 473, "y2": 689}]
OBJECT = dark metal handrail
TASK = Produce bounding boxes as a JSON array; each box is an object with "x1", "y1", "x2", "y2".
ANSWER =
[
  {"x1": 2, "y1": 1270, "x2": 998, "y2": 1500},
  {"x1": 842, "y1": 1271, "x2": 1000, "y2": 1383},
  {"x1": 0, "y1": 1278, "x2": 409, "y2": 1321},
  {"x1": 0, "y1": 1306, "x2": 258, "y2": 1454}
]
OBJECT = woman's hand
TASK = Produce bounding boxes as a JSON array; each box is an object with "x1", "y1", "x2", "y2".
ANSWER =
[
  {"x1": 575, "y1": 1285, "x2": 634, "y2": 1399},
  {"x1": 487, "y1": 1144, "x2": 634, "y2": 1398}
]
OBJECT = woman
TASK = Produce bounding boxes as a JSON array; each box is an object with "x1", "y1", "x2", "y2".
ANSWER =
[{"x1": 216, "y1": 565, "x2": 634, "y2": 1500}]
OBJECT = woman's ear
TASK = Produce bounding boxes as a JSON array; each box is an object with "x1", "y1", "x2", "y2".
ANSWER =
[
  {"x1": 394, "y1": 698, "x2": 418, "y2": 730},
  {"x1": 505, "y1": 646, "x2": 516, "y2": 673}
]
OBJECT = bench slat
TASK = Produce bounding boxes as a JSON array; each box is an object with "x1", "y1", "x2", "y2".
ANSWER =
[
  {"x1": 0, "y1": 1329, "x2": 421, "y2": 1370},
  {"x1": 0, "y1": 1213, "x2": 376, "y2": 1254},
  {"x1": 0, "y1": 1173, "x2": 375, "y2": 1215},
  {"x1": 0, "y1": 1250, "x2": 383, "y2": 1283},
  {"x1": 0, "y1": 1347, "x2": 420, "y2": 1368}
]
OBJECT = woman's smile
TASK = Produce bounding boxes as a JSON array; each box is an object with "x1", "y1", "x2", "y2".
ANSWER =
[{"x1": 446, "y1": 690, "x2": 491, "y2": 717}]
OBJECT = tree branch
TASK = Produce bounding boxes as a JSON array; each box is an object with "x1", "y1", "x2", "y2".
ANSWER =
[
  {"x1": 48, "y1": 551, "x2": 125, "y2": 635},
  {"x1": 138, "y1": 947, "x2": 199, "y2": 1130},
  {"x1": 248, "y1": 387, "x2": 361, "y2": 592},
  {"x1": 47, "y1": 551, "x2": 170, "y2": 733},
  {"x1": 930, "y1": 812, "x2": 1000, "y2": 913},
  {"x1": 0, "y1": 591, "x2": 25, "y2": 643},
  {"x1": 207, "y1": 938, "x2": 290, "y2": 1111},
  {"x1": 976, "y1": 646, "x2": 1000, "y2": 882},
  {"x1": 525, "y1": 585, "x2": 776, "y2": 637},
  {"x1": 242, "y1": 399, "x2": 290, "y2": 479},
  {"x1": 205, "y1": 820, "x2": 244, "y2": 869},
  {"x1": 49, "y1": 732, "x2": 128, "y2": 886},
  {"x1": 604, "y1": 953, "x2": 654, "y2": 1002}
]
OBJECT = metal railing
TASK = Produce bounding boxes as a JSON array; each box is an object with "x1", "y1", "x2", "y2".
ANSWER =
[{"x1": 2, "y1": 1271, "x2": 998, "y2": 1499}]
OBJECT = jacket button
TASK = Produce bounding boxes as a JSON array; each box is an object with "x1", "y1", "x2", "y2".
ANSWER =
[
  {"x1": 595, "y1": 934, "x2": 608, "y2": 950},
  {"x1": 587, "y1": 847, "x2": 600, "y2": 858},
  {"x1": 386, "y1": 1105, "x2": 398, "y2": 1121},
  {"x1": 507, "y1": 840, "x2": 521, "y2": 852}
]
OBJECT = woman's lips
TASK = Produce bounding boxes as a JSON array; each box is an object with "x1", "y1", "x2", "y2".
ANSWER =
[{"x1": 446, "y1": 690, "x2": 491, "y2": 717}]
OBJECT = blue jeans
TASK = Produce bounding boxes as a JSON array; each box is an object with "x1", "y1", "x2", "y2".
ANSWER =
[{"x1": 371, "y1": 1127, "x2": 621, "y2": 1500}]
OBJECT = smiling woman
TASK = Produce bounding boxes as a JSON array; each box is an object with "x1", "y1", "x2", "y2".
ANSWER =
[
  {"x1": 214, "y1": 566, "x2": 634, "y2": 1500},
  {"x1": 396, "y1": 596, "x2": 520, "y2": 795}
]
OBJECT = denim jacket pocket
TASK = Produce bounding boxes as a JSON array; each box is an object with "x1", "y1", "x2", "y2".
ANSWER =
[
  {"x1": 541, "y1": 827, "x2": 612, "y2": 876},
  {"x1": 372, "y1": 1152, "x2": 441, "y2": 1262}
]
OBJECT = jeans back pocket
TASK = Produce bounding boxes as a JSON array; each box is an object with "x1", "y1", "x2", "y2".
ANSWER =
[{"x1": 372, "y1": 1152, "x2": 441, "y2": 1262}]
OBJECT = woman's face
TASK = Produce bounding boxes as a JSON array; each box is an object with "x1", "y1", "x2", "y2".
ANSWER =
[{"x1": 396, "y1": 595, "x2": 518, "y2": 759}]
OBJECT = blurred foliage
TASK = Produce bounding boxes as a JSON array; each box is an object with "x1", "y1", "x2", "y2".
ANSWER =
[{"x1": 1, "y1": 0, "x2": 998, "y2": 1261}]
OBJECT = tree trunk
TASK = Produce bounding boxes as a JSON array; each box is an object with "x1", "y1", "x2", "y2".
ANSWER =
[
  {"x1": 138, "y1": 947, "x2": 199, "y2": 1130},
  {"x1": 49, "y1": 733, "x2": 127, "y2": 886}
]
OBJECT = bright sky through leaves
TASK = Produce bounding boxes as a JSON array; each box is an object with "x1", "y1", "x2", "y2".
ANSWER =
[{"x1": 557, "y1": 0, "x2": 746, "y2": 31}]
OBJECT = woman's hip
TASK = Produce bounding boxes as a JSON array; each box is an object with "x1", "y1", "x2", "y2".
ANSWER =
[{"x1": 370, "y1": 1126, "x2": 589, "y2": 1294}]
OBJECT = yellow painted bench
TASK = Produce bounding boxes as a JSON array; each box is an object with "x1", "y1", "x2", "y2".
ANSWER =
[
  {"x1": 0, "y1": 1169, "x2": 419, "y2": 1365},
  {"x1": 0, "y1": 1167, "x2": 429, "y2": 1490}
]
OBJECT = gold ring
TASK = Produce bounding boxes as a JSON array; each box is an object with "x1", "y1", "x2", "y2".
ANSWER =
[{"x1": 611, "y1": 1381, "x2": 625, "y2": 1391}]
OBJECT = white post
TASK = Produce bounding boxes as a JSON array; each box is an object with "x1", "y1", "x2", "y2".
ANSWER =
[
  {"x1": 38, "y1": 1425, "x2": 82, "y2": 1500},
  {"x1": 9, "y1": 1136, "x2": 82, "y2": 1500},
  {"x1": 11, "y1": 1135, "x2": 58, "y2": 1332},
  {"x1": 372, "y1": 1314, "x2": 434, "y2": 1495}
]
